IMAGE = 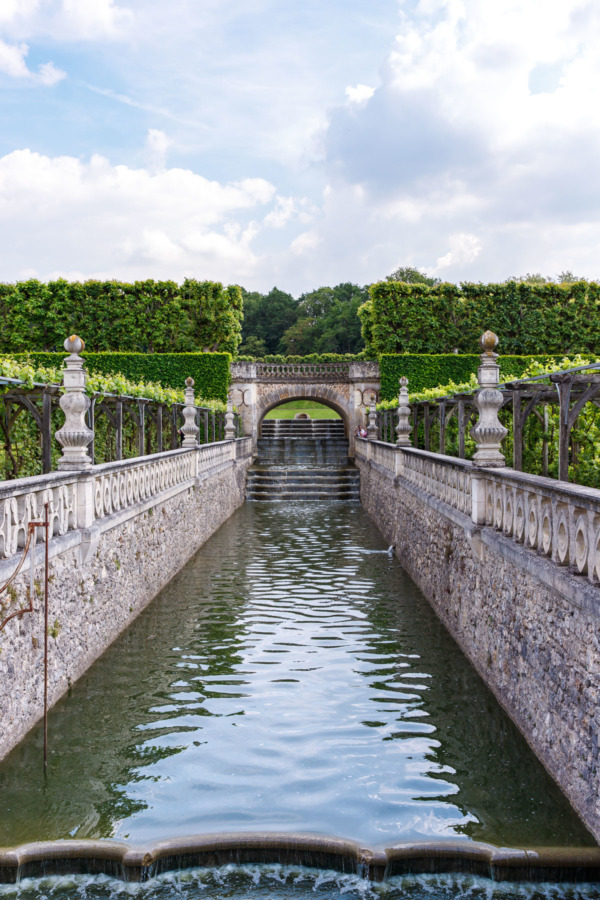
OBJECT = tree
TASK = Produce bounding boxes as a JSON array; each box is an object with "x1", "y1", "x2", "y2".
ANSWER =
[
  {"x1": 557, "y1": 271, "x2": 587, "y2": 284},
  {"x1": 240, "y1": 287, "x2": 299, "y2": 354},
  {"x1": 505, "y1": 273, "x2": 553, "y2": 285},
  {"x1": 238, "y1": 335, "x2": 268, "y2": 356},
  {"x1": 386, "y1": 266, "x2": 440, "y2": 286}
]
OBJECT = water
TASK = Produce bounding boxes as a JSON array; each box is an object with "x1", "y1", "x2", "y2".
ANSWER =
[
  {"x1": 0, "y1": 503, "x2": 594, "y2": 849},
  {"x1": 2, "y1": 868, "x2": 600, "y2": 900}
]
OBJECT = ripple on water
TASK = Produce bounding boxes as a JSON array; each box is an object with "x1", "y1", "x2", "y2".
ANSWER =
[{"x1": 0, "y1": 502, "x2": 595, "y2": 848}]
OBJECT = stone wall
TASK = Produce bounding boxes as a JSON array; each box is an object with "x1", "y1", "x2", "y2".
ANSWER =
[
  {"x1": 357, "y1": 449, "x2": 600, "y2": 842},
  {"x1": 0, "y1": 440, "x2": 252, "y2": 763}
]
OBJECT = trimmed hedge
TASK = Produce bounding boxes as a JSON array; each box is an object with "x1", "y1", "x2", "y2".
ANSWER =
[
  {"x1": 10, "y1": 352, "x2": 231, "y2": 401},
  {"x1": 361, "y1": 281, "x2": 600, "y2": 356},
  {"x1": 379, "y1": 354, "x2": 564, "y2": 399},
  {"x1": 0, "y1": 279, "x2": 243, "y2": 356}
]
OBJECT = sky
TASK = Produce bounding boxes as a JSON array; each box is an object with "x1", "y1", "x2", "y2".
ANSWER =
[{"x1": 1, "y1": 0, "x2": 599, "y2": 294}]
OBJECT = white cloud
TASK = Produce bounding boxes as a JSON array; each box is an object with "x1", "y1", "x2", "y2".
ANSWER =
[
  {"x1": 37, "y1": 60, "x2": 66, "y2": 85},
  {"x1": 0, "y1": 37, "x2": 66, "y2": 84},
  {"x1": 0, "y1": 148, "x2": 276, "y2": 283},
  {"x1": 435, "y1": 233, "x2": 482, "y2": 271},
  {"x1": 289, "y1": 230, "x2": 319, "y2": 255},
  {"x1": 0, "y1": 0, "x2": 41, "y2": 27},
  {"x1": 306, "y1": 0, "x2": 600, "y2": 288},
  {"x1": 0, "y1": 39, "x2": 31, "y2": 78},
  {"x1": 345, "y1": 83, "x2": 375, "y2": 105},
  {"x1": 59, "y1": 0, "x2": 133, "y2": 39}
]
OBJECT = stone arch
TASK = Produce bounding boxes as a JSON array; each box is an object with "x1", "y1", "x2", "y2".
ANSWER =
[{"x1": 257, "y1": 384, "x2": 351, "y2": 437}]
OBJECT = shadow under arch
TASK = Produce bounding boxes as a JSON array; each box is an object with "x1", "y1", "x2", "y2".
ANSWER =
[{"x1": 258, "y1": 391, "x2": 349, "y2": 438}]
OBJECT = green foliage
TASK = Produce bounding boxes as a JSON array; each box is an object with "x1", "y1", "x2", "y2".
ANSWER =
[
  {"x1": 385, "y1": 265, "x2": 441, "y2": 286},
  {"x1": 377, "y1": 354, "x2": 600, "y2": 490},
  {"x1": 240, "y1": 283, "x2": 367, "y2": 356},
  {"x1": 236, "y1": 353, "x2": 364, "y2": 363},
  {"x1": 6, "y1": 353, "x2": 230, "y2": 403},
  {"x1": 378, "y1": 353, "x2": 559, "y2": 400},
  {"x1": 361, "y1": 280, "x2": 600, "y2": 357},
  {"x1": 0, "y1": 279, "x2": 243, "y2": 355},
  {"x1": 278, "y1": 283, "x2": 367, "y2": 354},
  {"x1": 240, "y1": 287, "x2": 298, "y2": 355}
]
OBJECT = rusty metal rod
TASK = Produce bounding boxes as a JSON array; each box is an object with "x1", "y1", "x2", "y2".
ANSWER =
[{"x1": 43, "y1": 502, "x2": 49, "y2": 770}]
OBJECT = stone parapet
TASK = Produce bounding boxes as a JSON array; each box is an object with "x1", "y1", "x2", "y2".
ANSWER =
[
  {"x1": 356, "y1": 438, "x2": 600, "y2": 841},
  {"x1": 0, "y1": 438, "x2": 252, "y2": 764}
]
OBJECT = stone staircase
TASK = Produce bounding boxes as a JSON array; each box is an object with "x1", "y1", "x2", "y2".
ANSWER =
[{"x1": 247, "y1": 419, "x2": 360, "y2": 501}]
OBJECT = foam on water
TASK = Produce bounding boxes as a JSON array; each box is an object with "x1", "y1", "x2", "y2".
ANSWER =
[{"x1": 3, "y1": 868, "x2": 600, "y2": 900}]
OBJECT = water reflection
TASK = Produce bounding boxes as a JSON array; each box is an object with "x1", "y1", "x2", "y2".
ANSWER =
[{"x1": 0, "y1": 503, "x2": 593, "y2": 847}]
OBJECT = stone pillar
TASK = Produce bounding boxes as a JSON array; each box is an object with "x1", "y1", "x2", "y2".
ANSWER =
[
  {"x1": 224, "y1": 393, "x2": 236, "y2": 441},
  {"x1": 367, "y1": 392, "x2": 378, "y2": 441},
  {"x1": 396, "y1": 376, "x2": 412, "y2": 447},
  {"x1": 470, "y1": 331, "x2": 508, "y2": 467},
  {"x1": 181, "y1": 378, "x2": 200, "y2": 448},
  {"x1": 55, "y1": 335, "x2": 94, "y2": 470}
]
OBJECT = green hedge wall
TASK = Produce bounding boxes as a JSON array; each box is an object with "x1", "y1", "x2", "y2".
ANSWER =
[
  {"x1": 10, "y1": 353, "x2": 231, "y2": 401},
  {"x1": 379, "y1": 354, "x2": 563, "y2": 399},
  {"x1": 0, "y1": 279, "x2": 243, "y2": 356},
  {"x1": 362, "y1": 281, "x2": 600, "y2": 356}
]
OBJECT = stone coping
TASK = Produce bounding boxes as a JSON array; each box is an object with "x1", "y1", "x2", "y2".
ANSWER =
[{"x1": 1, "y1": 834, "x2": 600, "y2": 884}]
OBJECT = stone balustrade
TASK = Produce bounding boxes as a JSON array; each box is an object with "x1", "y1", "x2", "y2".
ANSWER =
[
  {"x1": 93, "y1": 449, "x2": 196, "y2": 520},
  {"x1": 0, "y1": 472, "x2": 79, "y2": 559},
  {"x1": 479, "y1": 468, "x2": 600, "y2": 582},
  {"x1": 255, "y1": 362, "x2": 350, "y2": 380},
  {"x1": 402, "y1": 448, "x2": 473, "y2": 517},
  {"x1": 0, "y1": 440, "x2": 252, "y2": 567},
  {"x1": 356, "y1": 437, "x2": 600, "y2": 585}
]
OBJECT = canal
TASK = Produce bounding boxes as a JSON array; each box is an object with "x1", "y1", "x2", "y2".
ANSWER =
[{"x1": 0, "y1": 501, "x2": 597, "y2": 899}]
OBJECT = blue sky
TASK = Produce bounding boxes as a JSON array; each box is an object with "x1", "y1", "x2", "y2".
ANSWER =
[{"x1": 1, "y1": 0, "x2": 599, "y2": 294}]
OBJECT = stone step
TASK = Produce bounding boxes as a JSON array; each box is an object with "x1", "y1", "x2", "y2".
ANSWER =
[
  {"x1": 260, "y1": 427, "x2": 345, "y2": 436},
  {"x1": 247, "y1": 478, "x2": 359, "y2": 489},
  {"x1": 247, "y1": 491, "x2": 360, "y2": 501},
  {"x1": 247, "y1": 473, "x2": 360, "y2": 484},
  {"x1": 246, "y1": 461, "x2": 360, "y2": 502}
]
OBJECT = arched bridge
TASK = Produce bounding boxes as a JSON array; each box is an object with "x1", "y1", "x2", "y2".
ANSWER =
[{"x1": 229, "y1": 361, "x2": 380, "y2": 455}]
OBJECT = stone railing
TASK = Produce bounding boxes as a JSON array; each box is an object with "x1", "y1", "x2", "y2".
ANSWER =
[
  {"x1": 355, "y1": 439, "x2": 472, "y2": 517},
  {"x1": 479, "y1": 468, "x2": 600, "y2": 582},
  {"x1": 93, "y1": 449, "x2": 196, "y2": 520},
  {"x1": 402, "y1": 448, "x2": 473, "y2": 517},
  {"x1": 0, "y1": 440, "x2": 250, "y2": 564},
  {"x1": 357, "y1": 438, "x2": 600, "y2": 584},
  {"x1": 255, "y1": 362, "x2": 350, "y2": 380},
  {"x1": 0, "y1": 472, "x2": 79, "y2": 559}
]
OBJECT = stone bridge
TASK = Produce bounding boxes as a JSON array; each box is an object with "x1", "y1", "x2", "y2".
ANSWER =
[{"x1": 229, "y1": 360, "x2": 380, "y2": 454}]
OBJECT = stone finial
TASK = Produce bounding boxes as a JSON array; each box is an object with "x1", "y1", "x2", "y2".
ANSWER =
[
  {"x1": 55, "y1": 334, "x2": 94, "y2": 470},
  {"x1": 224, "y1": 392, "x2": 236, "y2": 441},
  {"x1": 367, "y1": 391, "x2": 378, "y2": 441},
  {"x1": 396, "y1": 376, "x2": 412, "y2": 447},
  {"x1": 470, "y1": 331, "x2": 507, "y2": 467},
  {"x1": 180, "y1": 377, "x2": 200, "y2": 448},
  {"x1": 480, "y1": 330, "x2": 499, "y2": 354}
]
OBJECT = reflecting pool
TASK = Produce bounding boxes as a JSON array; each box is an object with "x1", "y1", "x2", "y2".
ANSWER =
[{"x1": 0, "y1": 502, "x2": 593, "y2": 848}]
